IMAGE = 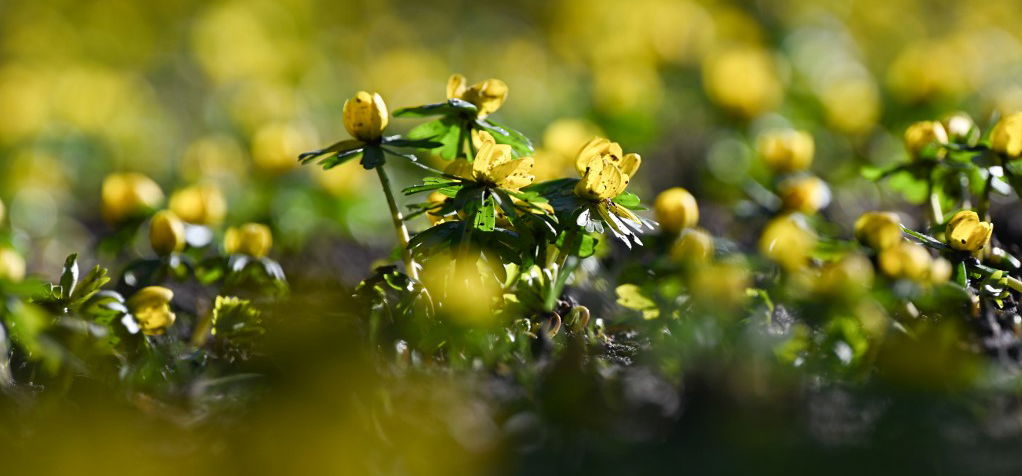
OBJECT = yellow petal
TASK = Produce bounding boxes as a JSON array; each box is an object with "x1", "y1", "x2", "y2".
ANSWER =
[
  {"x1": 447, "y1": 73, "x2": 468, "y2": 100},
  {"x1": 466, "y1": 79, "x2": 508, "y2": 117},
  {"x1": 576, "y1": 157, "x2": 625, "y2": 200},
  {"x1": 575, "y1": 137, "x2": 624, "y2": 175},
  {"x1": 444, "y1": 159, "x2": 473, "y2": 179},
  {"x1": 472, "y1": 141, "x2": 513, "y2": 180},
  {"x1": 342, "y1": 91, "x2": 388, "y2": 142},
  {"x1": 617, "y1": 153, "x2": 641, "y2": 178},
  {"x1": 490, "y1": 156, "x2": 535, "y2": 191}
]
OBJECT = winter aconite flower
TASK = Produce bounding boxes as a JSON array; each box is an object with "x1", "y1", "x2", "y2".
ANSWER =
[
  {"x1": 756, "y1": 129, "x2": 814, "y2": 173},
  {"x1": 149, "y1": 210, "x2": 186, "y2": 256},
  {"x1": 990, "y1": 112, "x2": 1022, "y2": 158},
  {"x1": 816, "y1": 254, "x2": 875, "y2": 297},
  {"x1": 0, "y1": 247, "x2": 26, "y2": 282},
  {"x1": 670, "y1": 228, "x2": 714, "y2": 263},
  {"x1": 101, "y1": 173, "x2": 164, "y2": 223},
  {"x1": 946, "y1": 210, "x2": 992, "y2": 252},
  {"x1": 343, "y1": 91, "x2": 389, "y2": 142},
  {"x1": 127, "y1": 286, "x2": 175, "y2": 336},
  {"x1": 759, "y1": 215, "x2": 817, "y2": 271},
  {"x1": 942, "y1": 112, "x2": 978, "y2": 146},
  {"x1": 444, "y1": 131, "x2": 534, "y2": 191},
  {"x1": 778, "y1": 175, "x2": 830, "y2": 215},
  {"x1": 654, "y1": 187, "x2": 699, "y2": 234},
  {"x1": 447, "y1": 74, "x2": 508, "y2": 118},
  {"x1": 169, "y1": 183, "x2": 227, "y2": 226},
  {"x1": 903, "y1": 121, "x2": 948, "y2": 161},
  {"x1": 878, "y1": 241, "x2": 947, "y2": 283},
  {"x1": 854, "y1": 211, "x2": 903, "y2": 250},
  {"x1": 225, "y1": 223, "x2": 273, "y2": 258},
  {"x1": 574, "y1": 137, "x2": 641, "y2": 201}
]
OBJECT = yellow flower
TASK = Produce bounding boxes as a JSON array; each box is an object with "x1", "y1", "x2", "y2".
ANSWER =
[
  {"x1": 426, "y1": 191, "x2": 450, "y2": 225},
  {"x1": 702, "y1": 46, "x2": 782, "y2": 118},
  {"x1": 670, "y1": 228, "x2": 714, "y2": 263},
  {"x1": 149, "y1": 210, "x2": 186, "y2": 256},
  {"x1": 127, "y1": 286, "x2": 176, "y2": 336},
  {"x1": 929, "y1": 257, "x2": 953, "y2": 284},
  {"x1": 941, "y1": 112, "x2": 977, "y2": 145},
  {"x1": 444, "y1": 131, "x2": 534, "y2": 191},
  {"x1": 903, "y1": 121, "x2": 948, "y2": 160},
  {"x1": 653, "y1": 187, "x2": 699, "y2": 234},
  {"x1": 447, "y1": 73, "x2": 508, "y2": 118},
  {"x1": 689, "y1": 261, "x2": 750, "y2": 311},
  {"x1": 759, "y1": 215, "x2": 817, "y2": 271},
  {"x1": 854, "y1": 211, "x2": 903, "y2": 250},
  {"x1": 778, "y1": 175, "x2": 830, "y2": 215},
  {"x1": 574, "y1": 137, "x2": 640, "y2": 200},
  {"x1": 101, "y1": 173, "x2": 164, "y2": 224},
  {"x1": 816, "y1": 254, "x2": 874, "y2": 296},
  {"x1": 756, "y1": 129, "x2": 814, "y2": 173},
  {"x1": 224, "y1": 223, "x2": 273, "y2": 258},
  {"x1": 878, "y1": 241, "x2": 932, "y2": 281},
  {"x1": 990, "y1": 112, "x2": 1022, "y2": 158},
  {"x1": 251, "y1": 121, "x2": 318, "y2": 174},
  {"x1": 946, "y1": 210, "x2": 992, "y2": 252},
  {"x1": 342, "y1": 91, "x2": 389, "y2": 142},
  {"x1": 169, "y1": 183, "x2": 227, "y2": 226},
  {"x1": 0, "y1": 247, "x2": 26, "y2": 282}
]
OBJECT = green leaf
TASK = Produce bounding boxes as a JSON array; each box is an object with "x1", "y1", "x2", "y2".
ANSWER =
[
  {"x1": 299, "y1": 139, "x2": 364, "y2": 164},
  {"x1": 383, "y1": 137, "x2": 445, "y2": 149},
  {"x1": 407, "y1": 117, "x2": 462, "y2": 159},
  {"x1": 361, "y1": 145, "x2": 386, "y2": 169},
  {"x1": 393, "y1": 99, "x2": 477, "y2": 118},
  {"x1": 403, "y1": 177, "x2": 464, "y2": 195},
  {"x1": 59, "y1": 254, "x2": 79, "y2": 302},
  {"x1": 69, "y1": 265, "x2": 111, "y2": 310},
  {"x1": 477, "y1": 119, "x2": 534, "y2": 157},
  {"x1": 474, "y1": 195, "x2": 497, "y2": 232},
  {"x1": 612, "y1": 192, "x2": 642, "y2": 209},
  {"x1": 318, "y1": 147, "x2": 364, "y2": 169}
]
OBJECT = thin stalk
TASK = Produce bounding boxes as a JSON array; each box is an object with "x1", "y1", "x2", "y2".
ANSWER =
[
  {"x1": 376, "y1": 165, "x2": 418, "y2": 280},
  {"x1": 927, "y1": 183, "x2": 943, "y2": 225},
  {"x1": 978, "y1": 171, "x2": 994, "y2": 221}
]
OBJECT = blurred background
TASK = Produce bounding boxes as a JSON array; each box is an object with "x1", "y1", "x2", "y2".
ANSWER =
[
  {"x1": 5, "y1": 0, "x2": 1022, "y2": 276},
  {"x1": 7, "y1": 1, "x2": 1022, "y2": 474}
]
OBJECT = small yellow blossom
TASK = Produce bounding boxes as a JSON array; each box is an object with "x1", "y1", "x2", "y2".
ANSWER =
[
  {"x1": 878, "y1": 241, "x2": 932, "y2": 281},
  {"x1": 224, "y1": 223, "x2": 273, "y2": 258},
  {"x1": 670, "y1": 228, "x2": 714, "y2": 263},
  {"x1": 654, "y1": 187, "x2": 699, "y2": 234},
  {"x1": 816, "y1": 254, "x2": 874, "y2": 296},
  {"x1": 904, "y1": 121, "x2": 948, "y2": 160},
  {"x1": 0, "y1": 247, "x2": 26, "y2": 282},
  {"x1": 149, "y1": 210, "x2": 186, "y2": 256},
  {"x1": 854, "y1": 212, "x2": 903, "y2": 250},
  {"x1": 941, "y1": 112, "x2": 977, "y2": 145},
  {"x1": 756, "y1": 129, "x2": 814, "y2": 173},
  {"x1": 759, "y1": 215, "x2": 817, "y2": 271},
  {"x1": 128, "y1": 286, "x2": 176, "y2": 336},
  {"x1": 444, "y1": 131, "x2": 534, "y2": 191},
  {"x1": 946, "y1": 210, "x2": 992, "y2": 252},
  {"x1": 990, "y1": 112, "x2": 1022, "y2": 158},
  {"x1": 169, "y1": 183, "x2": 227, "y2": 226},
  {"x1": 101, "y1": 173, "x2": 164, "y2": 224},
  {"x1": 447, "y1": 74, "x2": 509, "y2": 118},
  {"x1": 343, "y1": 91, "x2": 389, "y2": 142},
  {"x1": 778, "y1": 175, "x2": 830, "y2": 215},
  {"x1": 574, "y1": 137, "x2": 640, "y2": 200}
]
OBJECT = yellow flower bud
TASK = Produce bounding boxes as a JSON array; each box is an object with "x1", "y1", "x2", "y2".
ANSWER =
[
  {"x1": 816, "y1": 254, "x2": 874, "y2": 296},
  {"x1": 756, "y1": 129, "x2": 814, "y2": 173},
  {"x1": 689, "y1": 261, "x2": 750, "y2": 311},
  {"x1": 0, "y1": 247, "x2": 26, "y2": 282},
  {"x1": 447, "y1": 74, "x2": 509, "y2": 118},
  {"x1": 101, "y1": 173, "x2": 164, "y2": 224},
  {"x1": 941, "y1": 112, "x2": 977, "y2": 145},
  {"x1": 670, "y1": 228, "x2": 714, "y2": 263},
  {"x1": 778, "y1": 175, "x2": 830, "y2": 215},
  {"x1": 149, "y1": 210, "x2": 186, "y2": 256},
  {"x1": 127, "y1": 286, "x2": 175, "y2": 336},
  {"x1": 929, "y1": 257, "x2": 952, "y2": 284},
  {"x1": 759, "y1": 215, "x2": 817, "y2": 271},
  {"x1": 653, "y1": 187, "x2": 699, "y2": 234},
  {"x1": 702, "y1": 46, "x2": 782, "y2": 118},
  {"x1": 878, "y1": 241, "x2": 932, "y2": 281},
  {"x1": 854, "y1": 211, "x2": 903, "y2": 250},
  {"x1": 990, "y1": 112, "x2": 1022, "y2": 158},
  {"x1": 945, "y1": 210, "x2": 992, "y2": 252},
  {"x1": 169, "y1": 183, "x2": 227, "y2": 226},
  {"x1": 903, "y1": 121, "x2": 948, "y2": 160},
  {"x1": 342, "y1": 91, "x2": 389, "y2": 142},
  {"x1": 225, "y1": 223, "x2": 273, "y2": 258},
  {"x1": 251, "y1": 122, "x2": 318, "y2": 174}
]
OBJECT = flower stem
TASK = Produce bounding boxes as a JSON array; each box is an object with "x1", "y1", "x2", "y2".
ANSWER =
[{"x1": 376, "y1": 165, "x2": 418, "y2": 280}]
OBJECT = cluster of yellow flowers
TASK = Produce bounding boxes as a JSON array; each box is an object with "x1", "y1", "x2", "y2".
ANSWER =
[{"x1": 854, "y1": 212, "x2": 952, "y2": 284}]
